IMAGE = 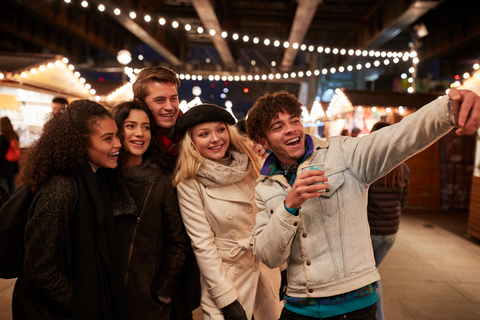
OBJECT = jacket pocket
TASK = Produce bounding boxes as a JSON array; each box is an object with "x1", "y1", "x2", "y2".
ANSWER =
[
  {"x1": 318, "y1": 170, "x2": 345, "y2": 217},
  {"x1": 264, "y1": 193, "x2": 286, "y2": 215}
]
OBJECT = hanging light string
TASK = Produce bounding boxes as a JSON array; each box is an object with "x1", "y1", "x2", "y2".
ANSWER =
[
  {"x1": 1, "y1": 57, "x2": 102, "y2": 101},
  {"x1": 63, "y1": 0, "x2": 413, "y2": 61}
]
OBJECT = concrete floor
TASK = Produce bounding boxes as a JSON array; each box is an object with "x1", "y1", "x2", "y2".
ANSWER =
[{"x1": 1, "y1": 211, "x2": 479, "y2": 320}]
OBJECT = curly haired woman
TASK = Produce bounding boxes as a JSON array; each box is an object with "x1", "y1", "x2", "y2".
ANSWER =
[{"x1": 12, "y1": 100, "x2": 128, "y2": 320}]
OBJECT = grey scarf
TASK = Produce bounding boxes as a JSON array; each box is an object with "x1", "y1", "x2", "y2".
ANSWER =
[{"x1": 196, "y1": 150, "x2": 251, "y2": 188}]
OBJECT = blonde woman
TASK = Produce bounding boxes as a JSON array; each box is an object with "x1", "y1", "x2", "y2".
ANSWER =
[{"x1": 173, "y1": 104, "x2": 282, "y2": 320}]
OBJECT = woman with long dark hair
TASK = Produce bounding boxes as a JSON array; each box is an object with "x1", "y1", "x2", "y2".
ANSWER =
[
  {"x1": 12, "y1": 100, "x2": 128, "y2": 320},
  {"x1": 0, "y1": 116, "x2": 20, "y2": 194},
  {"x1": 112, "y1": 100, "x2": 189, "y2": 320}
]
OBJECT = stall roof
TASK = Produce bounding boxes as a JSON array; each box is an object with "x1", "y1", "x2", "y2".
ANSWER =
[
  {"x1": 0, "y1": 52, "x2": 59, "y2": 74},
  {"x1": 340, "y1": 89, "x2": 442, "y2": 109}
]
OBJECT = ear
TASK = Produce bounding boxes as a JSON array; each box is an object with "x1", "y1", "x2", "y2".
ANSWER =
[{"x1": 259, "y1": 138, "x2": 270, "y2": 150}]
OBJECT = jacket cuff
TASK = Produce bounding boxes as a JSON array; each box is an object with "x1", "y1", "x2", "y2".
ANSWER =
[{"x1": 207, "y1": 277, "x2": 239, "y2": 309}]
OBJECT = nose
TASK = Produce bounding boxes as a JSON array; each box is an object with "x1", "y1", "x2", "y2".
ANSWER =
[
  {"x1": 210, "y1": 133, "x2": 220, "y2": 142},
  {"x1": 164, "y1": 100, "x2": 174, "y2": 111},
  {"x1": 284, "y1": 123, "x2": 295, "y2": 134},
  {"x1": 134, "y1": 126, "x2": 143, "y2": 137},
  {"x1": 113, "y1": 135, "x2": 122, "y2": 149}
]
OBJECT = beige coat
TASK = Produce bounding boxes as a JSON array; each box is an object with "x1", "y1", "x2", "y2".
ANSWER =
[{"x1": 177, "y1": 173, "x2": 283, "y2": 320}]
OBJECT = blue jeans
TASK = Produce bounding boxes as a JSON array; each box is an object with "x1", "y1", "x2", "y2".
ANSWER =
[
  {"x1": 370, "y1": 234, "x2": 397, "y2": 320},
  {"x1": 279, "y1": 304, "x2": 376, "y2": 320}
]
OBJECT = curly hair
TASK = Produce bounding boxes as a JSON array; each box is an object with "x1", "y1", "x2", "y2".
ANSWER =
[
  {"x1": 245, "y1": 91, "x2": 302, "y2": 143},
  {"x1": 111, "y1": 100, "x2": 169, "y2": 171},
  {"x1": 22, "y1": 100, "x2": 113, "y2": 192},
  {"x1": 132, "y1": 66, "x2": 180, "y2": 103},
  {"x1": 0, "y1": 117, "x2": 19, "y2": 140}
]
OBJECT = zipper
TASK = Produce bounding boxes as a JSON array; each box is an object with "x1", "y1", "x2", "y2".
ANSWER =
[{"x1": 124, "y1": 181, "x2": 155, "y2": 285}]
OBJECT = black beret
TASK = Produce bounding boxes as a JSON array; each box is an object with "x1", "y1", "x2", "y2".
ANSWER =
[{"x1": 177, "y1": 103, "x2": 236, "y2": 135}]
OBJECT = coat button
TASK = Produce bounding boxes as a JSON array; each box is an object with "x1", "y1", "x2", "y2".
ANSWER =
[
  {"x1": 308, "y1": 289, "x2": 313, "y2": 293},
  {"x1": 248, "y1": 225, "x2": 254, "y2": 232},
  {"x1": 293, "y1": 222, "x2": 298, "y2": 227},
  {"x1": 306, "y1": 261, "x2": 311, "y2": 266},
  {"x1": 252, "y1": 265, "x2": 259, "y2": 271},
  {"x1": 229, "y1": 230, "x2": 237, "y2": 237},
  {"x1": 226, "y1": 212, "x2": 234, "y2": 219},
  {"x1": 325, "y1": 188, "x2": 331, "y2": 192},
  {"x1": 270, "y1": 209, "x2": 273, "y2": 214},
  {"x1": 302, "y1": 233, "x2": 307, "y2": 238},
  {"x1": 245, "y1": 205, "x2": 253, "y2": 213},
  {"x1": 233, "y1": 267, "x2": 239, "y2": 275}
]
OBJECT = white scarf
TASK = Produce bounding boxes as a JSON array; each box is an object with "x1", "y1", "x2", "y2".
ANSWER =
[{"x1": 196, "y1": 150, "x2": 251, "y2": 188}]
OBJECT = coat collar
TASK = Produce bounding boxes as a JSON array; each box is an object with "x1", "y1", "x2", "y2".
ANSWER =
[{"x1": 257, "y1": 135, "x2": 330, "y2": 187}]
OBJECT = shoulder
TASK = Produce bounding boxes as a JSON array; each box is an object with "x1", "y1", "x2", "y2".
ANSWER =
[
  {"x1": 177, "y1": 178, "x2": 202, "y2": 194},
  {"x1": 37, "y1": 175, "x2": 76, "y2": 200}
]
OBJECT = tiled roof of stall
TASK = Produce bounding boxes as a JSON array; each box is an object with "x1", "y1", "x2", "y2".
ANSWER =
[{"x1": 341, "y1": 89, "x2": 443, "y2": 109}]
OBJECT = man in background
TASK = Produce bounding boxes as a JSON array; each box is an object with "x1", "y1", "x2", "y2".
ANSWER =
[{"x1": 51, "y1": 97, "x2": 68, "y2": 114}]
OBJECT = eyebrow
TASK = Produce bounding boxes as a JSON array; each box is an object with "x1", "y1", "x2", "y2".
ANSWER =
[
  {"x1": 101, "y1": 132, "x2": 115, "y2": 138},
  {"x1": 194, "y1": 123, "x2": 225, "y2": 133}
]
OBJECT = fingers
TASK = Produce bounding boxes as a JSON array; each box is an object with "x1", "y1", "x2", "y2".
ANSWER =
[
  {"x1": 449, "y1": 89, "x2": 480, "y2": 135},
  {"x1": 253, "y1": 143, "x2": 267, "y2": 158}
]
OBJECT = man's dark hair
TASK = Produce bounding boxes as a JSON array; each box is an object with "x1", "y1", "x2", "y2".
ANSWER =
[
  {"x1": 245, "y1": 91, "x2": 302, "y2": 143},
  {"x1": 52, "y1": 97, "x2": 68, "y2": 105}
]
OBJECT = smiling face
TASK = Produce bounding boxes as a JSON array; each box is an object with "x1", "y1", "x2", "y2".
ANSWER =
[
  {"x1": 191, "y1": 121, "x2": 230, "y2": 160},
  {"x1": 122, "y1": 109, "x2": 151, "y2": 167},
  {"x1": 143, "y1": 81, "x2": 179, "y2": 135},
  {"x1": 259, "y1": 112, "x2": 306, "y2": 165},
  {"x1": 86, "y1": 117, "x2": 121, "y2": 169}
]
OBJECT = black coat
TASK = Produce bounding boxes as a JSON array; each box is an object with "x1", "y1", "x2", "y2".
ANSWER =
[
  {"x1": 367, "y1": 163, "x2": 410, "y2": 236},
  {"x1": 114, "y1": 160, "x2": 189, "y2": 320},
  {"x1": 12, "y1": 168, "x2": 128, "y2": 320}
]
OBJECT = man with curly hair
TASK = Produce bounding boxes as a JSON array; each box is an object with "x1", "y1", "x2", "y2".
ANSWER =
[{"x1": 245, "y1": 89, "x2": 480, "y2": 320}]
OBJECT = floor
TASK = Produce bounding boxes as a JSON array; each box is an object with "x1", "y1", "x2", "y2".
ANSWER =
[{"x1": 1, "y1": 207, "x2": 479, "y2": 320}]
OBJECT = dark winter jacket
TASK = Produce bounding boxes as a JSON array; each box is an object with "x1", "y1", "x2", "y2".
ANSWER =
[
  {"x1": 367, "y1": 163, "x2": 410, "y2": 236},
  {"x1": 12, "y1": 176, "x2": 76, "y2": 319},
  {"x1": 114, "y1": 159, "x2": 189, "y2": 320},
  {"x1": 13, "y1": 167, "x2": 127, "y2": 320}
]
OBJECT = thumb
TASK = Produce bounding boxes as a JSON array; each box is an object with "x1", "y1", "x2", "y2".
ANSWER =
[{"x1": 449, "y1": 88, "x2": 462, "y2": 100}]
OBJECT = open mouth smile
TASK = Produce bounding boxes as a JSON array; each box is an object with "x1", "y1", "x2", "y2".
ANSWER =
[{"x1": 285, "y1": 137, "x2": 300, "y2": 146}]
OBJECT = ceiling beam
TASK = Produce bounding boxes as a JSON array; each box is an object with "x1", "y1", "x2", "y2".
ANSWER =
[
  {"x1": 280, "y1": 0, "x2": 322, "y2": 71},
  {"x1": 191, "y1": 0, "x2": 236, "y2": 69},
  {"x1": 363, "y1": 0, "x2": 444, "y2": 49},
  {"x1": 89, "y1": 0, "x2": 182, "y2": 66}
]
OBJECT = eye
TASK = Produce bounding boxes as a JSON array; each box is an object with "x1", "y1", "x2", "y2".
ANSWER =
[
  {"x1": 272, "y1": 125, "x2": 281, "y2": 131},
  {"x1": 143, "y1": 125, "x2": 150, "y2": 130},
  {"x1": 125, "y1": 124, "x2": 134, "y2": 129},
  {"x1": 198, "y1": 132, "x2": 208, "y2": 137},
  {"x1": 218, "y1": 127, "x2": 226, "y2": 132}
]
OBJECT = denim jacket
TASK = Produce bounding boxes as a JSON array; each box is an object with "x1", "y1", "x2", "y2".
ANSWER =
[{"x1": 252, "y1": 95, "x2": 454, "y2": 298}]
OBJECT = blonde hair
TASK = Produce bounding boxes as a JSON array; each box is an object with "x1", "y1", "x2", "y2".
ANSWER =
[{"x1": 172, "y1": 123, "x2": 261, "y2": 187}]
